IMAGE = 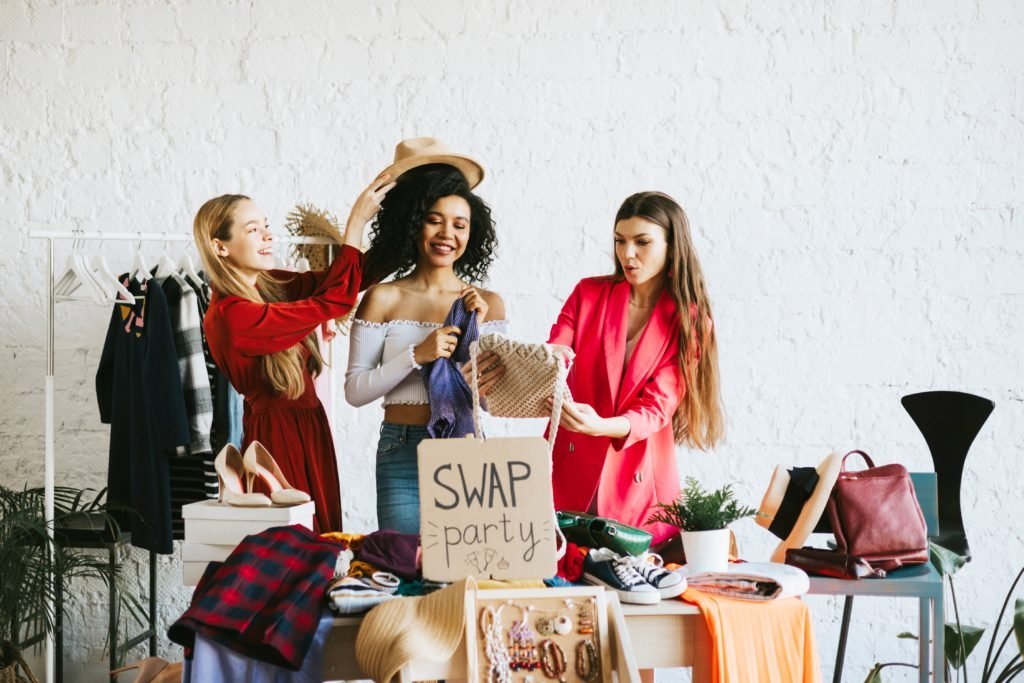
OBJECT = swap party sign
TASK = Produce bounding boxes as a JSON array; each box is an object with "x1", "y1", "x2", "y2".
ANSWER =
[{"x1": 418, "y1": 436, "x2": 557, "y2": 581}]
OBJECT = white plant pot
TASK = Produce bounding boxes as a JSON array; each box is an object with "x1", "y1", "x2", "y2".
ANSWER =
[{"x1": 681, "y1": 528, "x2": 730, "y2": 575}]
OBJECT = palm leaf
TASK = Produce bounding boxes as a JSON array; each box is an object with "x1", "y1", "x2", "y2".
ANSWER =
[
  {"x1": 930, "y1": 542, "x2": 968, "y2": 577},
  {"x1": 945, "y1": 623, "x2": 985, "y2": 668}
]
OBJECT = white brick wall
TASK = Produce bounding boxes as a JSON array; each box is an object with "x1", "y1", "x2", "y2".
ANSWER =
[{"x1": 2, "y1": 1, "x2": 1022, "y2": 680}]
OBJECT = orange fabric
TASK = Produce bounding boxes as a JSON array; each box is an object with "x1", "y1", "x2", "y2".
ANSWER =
[{"x1": 682, "y1": 588, "x2": 822, "y2": 683}]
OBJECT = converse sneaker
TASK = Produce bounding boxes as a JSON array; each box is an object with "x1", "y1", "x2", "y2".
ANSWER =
[
  {"x1": 626, "y1": 553, "x2": 686, "y2": 599},
  {"x1": 583, "y1": 547, "x2": 660, "y2": 605}
]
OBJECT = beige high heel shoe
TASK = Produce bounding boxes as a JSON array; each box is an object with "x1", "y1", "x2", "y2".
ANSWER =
[
  {"x1": 214, "y1": 444, "x2": 271, "y2": 507},
  {"x1": 243, "y1": 441, "x2": 312, "y2": 506},
  {"x1": 111, "y1": 656, "x2": 183, "y2": 682}
]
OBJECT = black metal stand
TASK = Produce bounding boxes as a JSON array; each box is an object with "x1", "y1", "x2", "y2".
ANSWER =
[{"x1": 52, "y1": 529, "x2": 158, "y2": 681}]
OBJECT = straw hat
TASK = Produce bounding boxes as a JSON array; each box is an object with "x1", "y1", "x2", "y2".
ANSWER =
[
  {"x1": 756, "y1": 452, "x2": 843, "y2": 563},
  {"x1": 380, "y1": 137, "x2": 485, "y2": 189},
  {"x1": 355, "y1": 578, "x2": 474, "y2": 683}
]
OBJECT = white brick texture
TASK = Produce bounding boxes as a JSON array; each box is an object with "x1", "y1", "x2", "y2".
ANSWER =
[{"x1": 2, "y1": 1, "x2": 1023, "y2": 681}]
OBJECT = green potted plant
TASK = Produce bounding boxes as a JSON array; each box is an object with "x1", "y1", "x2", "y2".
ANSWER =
[
  {"x1": 0, "y1": 485, "x2": 119, "y2": 682},
  {"x1": 646, "y1": 477, "x2": 756, "y2": 574}
]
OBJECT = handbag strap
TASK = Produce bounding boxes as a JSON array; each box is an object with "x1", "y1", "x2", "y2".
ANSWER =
[{"x1": 841, "y1": 449, "x2": 875, "y2": 471}]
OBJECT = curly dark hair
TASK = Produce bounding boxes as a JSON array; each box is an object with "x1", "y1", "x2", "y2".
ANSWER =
[{"x1": 363, "y1": 164, "x2": 497, "y2": 284}]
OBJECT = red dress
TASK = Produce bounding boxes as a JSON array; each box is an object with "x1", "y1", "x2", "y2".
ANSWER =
[{"x1": 203, "y1": 245, "x2": 364, "y2": 533}]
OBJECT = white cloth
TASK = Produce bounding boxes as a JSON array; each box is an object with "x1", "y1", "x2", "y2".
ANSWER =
[
  {"x1": 676, "y1": 562, "x2": 810, "y2": 601},
  {"x1": 345, "y1": 318, "x2": 508, "y2": 407}
]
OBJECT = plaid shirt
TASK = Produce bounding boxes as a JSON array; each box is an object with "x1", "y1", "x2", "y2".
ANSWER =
[
  {"x1": 161, "y1": 272, "x2": 213, "y2": 456},
  {"x1": 169, "y1": 525, "x2": 342, "y2": 670}
]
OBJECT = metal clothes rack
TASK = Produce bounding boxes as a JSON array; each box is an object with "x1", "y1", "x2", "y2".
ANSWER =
[{"x1": 27, "y1": 229, "x2": 338, "y2": 683}]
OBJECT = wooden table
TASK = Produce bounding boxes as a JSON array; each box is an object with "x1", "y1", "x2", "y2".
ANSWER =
[{"x1": 321, "y1": 594, "x2": 712, "y2": 682}]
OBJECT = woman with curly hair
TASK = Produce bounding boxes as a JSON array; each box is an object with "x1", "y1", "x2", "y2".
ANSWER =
[{"x1": 345, "y1": 138, "x2": 507, "y2": 534}]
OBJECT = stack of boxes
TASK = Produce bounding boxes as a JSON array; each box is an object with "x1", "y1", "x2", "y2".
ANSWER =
[{"x1": 180, "y1": 500, "x2": 316, "y2": 585}]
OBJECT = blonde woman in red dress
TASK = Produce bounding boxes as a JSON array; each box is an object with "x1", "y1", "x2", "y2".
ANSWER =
[{"x1": 193, "y1": 174, "x2": 395, "y2": 533}]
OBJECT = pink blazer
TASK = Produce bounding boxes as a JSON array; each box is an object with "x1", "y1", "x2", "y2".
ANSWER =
[{"x1": 548, "y1": 276, "x2": 684, "y2": 545}]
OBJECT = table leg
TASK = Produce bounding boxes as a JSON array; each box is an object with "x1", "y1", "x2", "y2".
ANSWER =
[
  {"x1": 933, "y1": 595, "x2": 945, "y2": 683},
  {"x1": 918, "y1": 597, "x2": 930, "y2": 683},
  {"x1": 832, "y1": 596, "x2": 854, "y2": 683}
]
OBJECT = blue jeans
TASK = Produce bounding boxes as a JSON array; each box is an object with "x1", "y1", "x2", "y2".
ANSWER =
[{"x1": 375, "y1": 422, "x2": 429, "y2": 535}]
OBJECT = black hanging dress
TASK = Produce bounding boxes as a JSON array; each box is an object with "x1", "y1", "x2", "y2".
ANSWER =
[{"x1": 96, "y1": 277, "x2": 189, "y2": 554}]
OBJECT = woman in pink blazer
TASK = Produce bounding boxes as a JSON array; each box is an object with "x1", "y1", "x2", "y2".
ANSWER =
[{"x1": 545, "y1": 192, "x2": 724, "y2": 546}]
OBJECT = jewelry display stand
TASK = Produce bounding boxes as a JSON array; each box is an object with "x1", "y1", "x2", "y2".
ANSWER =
[{"x1": 464, "y1": 587, "x2": 619, "y2": 683}]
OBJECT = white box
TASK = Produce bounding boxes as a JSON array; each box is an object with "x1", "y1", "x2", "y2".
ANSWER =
[
  {"x1": 181, "y1": 500, "x2": 314, "y2": 545},
  {"x1": 183, "y1": 561, "x2": 211, "y2": 586},
  {"x1": 181, "y1": 542, "x2": 233, "y2": 563},
  {"x1": 180, "y1": 500, "x2": 316, "y2": 585},
  {"x1": 182, "y1": 499, "x2": 315, "y2": 524}
]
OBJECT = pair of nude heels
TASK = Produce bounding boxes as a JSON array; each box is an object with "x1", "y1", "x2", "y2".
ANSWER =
[
  {"x1": 214, "y1": 442, "x2": 312, "y2": 507},
  {"x1": 111, "y1": 656, "x2": 182, "y2": 682}
]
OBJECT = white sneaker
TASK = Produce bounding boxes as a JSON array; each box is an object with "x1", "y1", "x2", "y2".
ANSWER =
[
  {"x1": 626, "y1": 553, "x2": 686, "y2": 599},
  {"x1": 582, "y1": 548, "x2": 660, "y2": 605}
]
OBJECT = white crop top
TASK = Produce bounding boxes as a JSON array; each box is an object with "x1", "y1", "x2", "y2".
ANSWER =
[{"x1": 345, "y1": 318, "x2": 509, "y2": 407}]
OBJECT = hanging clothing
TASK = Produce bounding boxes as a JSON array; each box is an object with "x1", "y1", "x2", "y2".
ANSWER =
[
  {"x1": 547, "y1": 277, "x2": 685, "y2": 546},
  {"x1": 419, "y1": 299, "x2": 479, "y2": 438},
  {"x1": 184, "y1": 273, "x2": 225, "y2": 498},
  {"x1": 202, "y1": 246, "x2": 364, "y2": 533},
  {"x1": 96, "y1": 277, "x2": 190, "y2": 554},
  {"x1": 683, "y1": 588, "x2": 822, "y2": 683},
  {"x1": 159, "y1": 272, "x2": 217, "y2": 539},
  {"x1": 160, "y1": 271, "x2": 214, "y2": 455},
  {"x1": 169, "y1": 525, "x2": 342, "y2": 670}
]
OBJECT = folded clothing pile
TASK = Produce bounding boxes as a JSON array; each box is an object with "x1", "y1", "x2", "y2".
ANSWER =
[{"x1": 677, "y1": 562, "x2": 809, "y2": 601}]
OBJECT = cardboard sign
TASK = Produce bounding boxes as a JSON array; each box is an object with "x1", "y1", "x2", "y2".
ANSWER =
[{"x1": 418, "y1": 436, "x2": 557, "y2": 581}]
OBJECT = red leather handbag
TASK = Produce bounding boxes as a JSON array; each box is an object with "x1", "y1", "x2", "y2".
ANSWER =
[{"x1": 825, "y1": 450, "x2": 929, "y2": 572}]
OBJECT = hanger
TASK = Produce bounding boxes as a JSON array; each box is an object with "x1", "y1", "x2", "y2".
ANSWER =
[
  {"x1": 89, "y1": 239, "x2": 135, "y2": 302},
  {"x1": 178, "y1": 243, "x2": 204, "y2": 289},
  {"x1": 130, "y1": 234, "x2": 151, "y2": 283},
  {"x1": 54, "y1": 234, "x2": 84, "y2": 296},
  {"x1": 55, "y1": 233, "x2": 107, "y2": 302},
  {"x1": 154, "y1": 233, "x2": 177, "y2": 279}
]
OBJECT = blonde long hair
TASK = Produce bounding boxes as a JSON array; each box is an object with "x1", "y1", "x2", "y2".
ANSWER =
[
  {"x1": 613, "y1": 192, "x2": 724, "y2": 450},
  {"x1": 193, "y1": 194, "x2": 324, "y2": 400}
]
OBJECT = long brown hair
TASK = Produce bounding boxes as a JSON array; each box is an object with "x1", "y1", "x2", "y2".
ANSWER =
[
  {"x1": 193, "y1": 194, "x2": 324, "y2": 400},
  {"x1": 613, "y1": 192, "x2": 723, "y2": 450}
]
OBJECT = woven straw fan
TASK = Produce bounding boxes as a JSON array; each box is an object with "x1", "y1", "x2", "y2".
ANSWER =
[{"x1": 283, "y1": 204, "x2": 353, "y2": 331}]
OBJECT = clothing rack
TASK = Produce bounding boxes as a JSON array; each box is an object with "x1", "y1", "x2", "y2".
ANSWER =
[{"x1": 27, "y1": 230, "x2": 339, "y2": 683}]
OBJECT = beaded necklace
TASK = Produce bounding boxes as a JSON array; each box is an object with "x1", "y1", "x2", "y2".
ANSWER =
[{"x1": 481, "y1": 604, "x2": 512, "y2": 683}]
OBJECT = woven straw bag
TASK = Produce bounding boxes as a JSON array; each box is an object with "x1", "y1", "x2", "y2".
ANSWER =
[
  {"x1": 469, "y1": 333, "x2": 573, "y2": 452},
  {"x1": 468, "y1": 333, "x2": 573, "y2": 560}
]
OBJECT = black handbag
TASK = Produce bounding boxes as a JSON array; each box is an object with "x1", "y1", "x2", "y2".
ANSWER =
[{"x1": 556, "y1": 510, "x2": 652, "y2": 557}]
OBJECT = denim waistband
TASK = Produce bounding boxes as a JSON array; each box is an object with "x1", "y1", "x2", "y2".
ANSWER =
[{"x1": 380, "y1": 421, "x2": 431, "y2": 442}]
